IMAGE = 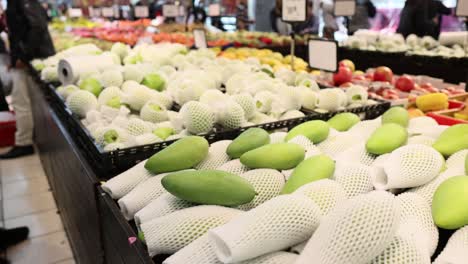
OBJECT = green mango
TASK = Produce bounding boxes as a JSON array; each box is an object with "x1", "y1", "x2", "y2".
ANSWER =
[
  {"x1": 281, "y1": 155, "x2": 335, "y2": 194},
  {"x1": 432, "y1": 176, "x2": 468, "y2": 229},
  {"x1": 142, "y1": 73, "x2": 166, "y2": 91},
  {"x1": 145, "y1": 136, "x2": 209, "y2": 174},
  {"x1": 240, "y1": 143, "x2": 305, "y2": 170},
  {"x1": 366, "y1": 123, "x2": 408, "y2": 155},
  {"x1": 433, "y1": 124, "x2": 468, "y2": 157},
  {"x1": 465, "y1": 153, "x2": 468, "y2": 175},
  {"x1": 227, "y1": 128, "x2": 270, "y2": 159},
  {"x1": 161, "y1": 170, "x2": 256, "y2": 206},
  {"x1": 285, "y1": 120, "x2": 330, "y2": 143},
  {"x1": 327, "y1": 113, "x2": 361, "y2": 132},
  {"x1": 382, "y1": 107, "x2": 409, "y2": 127}
]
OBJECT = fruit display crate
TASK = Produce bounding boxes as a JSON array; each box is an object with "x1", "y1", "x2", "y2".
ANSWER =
[{"x1": 304, "y1": 101, "x2": 391, "y2": 121}]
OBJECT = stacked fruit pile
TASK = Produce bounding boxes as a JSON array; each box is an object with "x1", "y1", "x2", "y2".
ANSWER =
[
  {"x1": 343, "y1": 31, "x2": 467, "y2": 58},
  {"x1": 103, "y1": 107, "x2": 468, "y2": 263}
]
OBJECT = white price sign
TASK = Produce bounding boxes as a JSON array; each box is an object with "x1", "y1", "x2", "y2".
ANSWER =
[
  {"x1": 113, "y1": 5, "x2": 120, "y2": 18},
  {"x1": 334, "y1": 0, "x2": 356, "y2": 16},
  {"x1": 282, "y1": 0, "x2": 306, "y2": 22},
  {"x1": 163, "y1": 5, "x2": 179, "y2": 17},
  {"x1": 134, "y1": 6, "x2": 149, "y2": 18},
  {"x1": 208, "y1": 4, "x2": 221, "y2": 16},
  {"x1": 102, "y1": 7, "x2": 114, "y2": 17},
  {"x1": 194, "y1": 29, "x2": 207, "y2": 49},
  {"x1": 308, "y1": 39, "x2": 338, "y2": 72},
  {"x1": 68, "y1": 8, "x2": 83, "y2": 18},
  {"x1": 89, "y1": 7, "x2": 101, "y2": 17},
  {"x1": 456, "y1": 0, "x2": 468, "y2": 16}
]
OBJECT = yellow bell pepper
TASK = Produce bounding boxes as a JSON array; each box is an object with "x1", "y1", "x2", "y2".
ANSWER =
[{"x1": 416, "y1": 93, "x2": 449, "y2": 112}]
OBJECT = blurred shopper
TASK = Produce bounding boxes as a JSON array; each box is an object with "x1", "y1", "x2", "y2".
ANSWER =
[
  {"x1": 349, "y1": 0, "x2": 377, "y2": 34},
  {"x1": 270, "y1": 0, "x2": 292, "y2": 35},
  {"x1": 294, "y1": 0, "x2": 320, "y2": 35},
  {"x1": 322, "y1": 0, "x2": 339, "y2": 39},
  {"x1": 0, "y1": 227, "x2": 30, "y2": 264},
  {"x1": 397, "y1": 0, "x2": 437, "y2": 37},
  {"x1": 236, "y1": 0, "x2": 254, "y2": 30},
  {"x1": 428, "y1": 0, "x2": 451, "y2": 38},
  {"x1": 0, "y1": 5, "x2": 9, "y2": 112},
  {"x1": 0, "y1": 0, "x2": 55, "y2": 159}
]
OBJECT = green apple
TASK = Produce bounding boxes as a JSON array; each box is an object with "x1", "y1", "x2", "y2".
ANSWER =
[
  {"x1": 153, "y1": 127, "x2": 175, "y2": 140},
  {"x1": 142, "y1": 73, "x2": 166, "y2": 91},
  {"x1": 432, "y1": 176, "x2": 468, "y2": 229},
  {"x1": 106, "y1": 96, "x2": 121, "y2": 109},
  {"x1": 138, "y1": 231, "x2": 145, "y2": 243},
  {"x1": 149, "y1": 103, "x2": 162, "y2": 112},
  {"x1": 79, "y1": 78, "x2": 102, "y2": 97},
  {"x1": 103, "y1": 130, "x2": 119, "y2": 144}
]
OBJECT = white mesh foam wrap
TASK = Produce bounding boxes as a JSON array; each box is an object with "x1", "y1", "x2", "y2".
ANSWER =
[
  {"x1": 305, "y1": 145, "x2": 323, "y2": 158},
  {"x1": 397, "y1": 193, "x2": 438, "y2": 256},
  {"x1": 295, "y1": 191, "x2": 400, "y2": 264},
  {"x1": 407, "y1": 116, "x2": 439, "y2": 135},
  {"x1": 195, "y1": 140, "x2": 232, "y2": 170},
  {"x1": 134, "y1": 193, "x2": 194, "y2": 231},
  {"x1": 334, "y1": 143, "x2": 377, "y2": 166},
  {"x1": 217, "y1": 159, "x2": 250, "y2": 175},
  {"x1": 290, "y1": 242, "x2": 307, "y2": 254},
  {"x1": 347, "y1": 118, "x2": 381, "y2": 140},
  {"x1": 209, "y1": 194, "x2": 322, "y2": 263},
  {"x1": 142, "y1": 205, "x2": 241, "y2": 257},
  {"x1": 287, "y1": 136, "x2": 314, "y2": 150},
  {"x1": 237, "y1": 169, "x2": 285, "y2": 211},
  {"x1": 294, "y1": 179, "x2": 347, "y2": 215},
  {"x1": 407, "y1": 168, "x2": 460, "y2": 205},
  {"x1": 333, "y1": 161, "x2": 374, "y2": 198},
  {"x1": 372, "y1": 144, "x2": 444, "y2": 190},
  {"x1": 163, "y1": 233, "x2": 221, "y2": 264},
  {"x1": 446, "y1": 149, "x2": 468, "y2": 174},
  {"x1": 269, "y1": 132, "x2": 287, "y2": 144},
  {"x1": 407, "y1": 135, "x2": 435, "y2": 146},
  {"x1": 317, "y1": 132, "x2": 361, "y2": 158},
  {"x1": 118, "y1": 173, "x2": 168, "y2": 220},
  {"x1": 239, "y1": 252, "x2": 298, "y2": 264},
  {"x1": 101, "y1": 160, "x2": 153, "y2": 199},
  {"x1": 433, "y1": 226, "x2": 468, "y2": 264}
]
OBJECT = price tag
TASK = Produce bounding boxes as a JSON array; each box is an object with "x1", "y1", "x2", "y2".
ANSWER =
[
  {"x1": 334, "y1": 0, "x2": 356, "y2": 17},
  {"x1": 163, "y1": 5, "x2": 179, "y2": 17},
  {"x1": 68, "y1": 8, "x2": 83, "y2": 18},
  {"x1": 282, "y1": 0, "x2": 307, "y2": 22},
  {"x1": 91, "y1": 7, "x2": 101, "y2": 17},
  {"x1": 208, "y1": 4, "x2": 221, "y2": 16},
  {"x1": 456, "y1": 0, "x2": 468, "y2": 16},
  {"x1": 308, "y1": 38, "x2": 338, "y2": 72},
  {"x1": 102, "y1": 7, "x2": 114, "y2": 18},
  {"x1": 193, "y1": 29, "x2": 207, "y2": 49},
  {"x1": 113, "y1": 5, "x2": 120, "y2": 18},
  {"x1": 135, "y1": 6, "x2": 149, "y2": 18}
]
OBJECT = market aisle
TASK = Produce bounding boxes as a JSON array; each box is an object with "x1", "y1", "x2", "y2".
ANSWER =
[{"x1": 0, "y1": 148, "x2": 75, "y2": 264}]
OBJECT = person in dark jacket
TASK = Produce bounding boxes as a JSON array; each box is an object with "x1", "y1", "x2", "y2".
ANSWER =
[
  {"x1": 397, "y1": 0, "x2": 437, "y2": 37},
  {"x1": 349, "y1": 0, "x2": 377, "y2": 34},
  {"x1": 428, "y1": 0, "x2": 451, "y2": 38},
  {"x1": 0, "y1": 0, "x2": 55, "y2": 159}
]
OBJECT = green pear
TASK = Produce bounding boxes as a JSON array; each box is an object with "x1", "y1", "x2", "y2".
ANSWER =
[
  {"x1": 432, "y1": 176, "x2": 468, "y2": 229},
  {"x1": 382, "y1": 107, "x2": 409, "y2": 127},
  {"x1": 433, "y1": 124, "x2": 468, "y2": 157}
]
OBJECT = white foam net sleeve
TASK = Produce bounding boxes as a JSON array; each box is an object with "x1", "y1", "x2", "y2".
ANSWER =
[
  {"x1": 334, "y1": 144, "x2": 378, "y2": 167},
  {"x1": 239, "y1": 251, "x2": 298, "y2": 264},
  {"x1": 396, "y1": 193, "x2": 438, "y2": 256},
  {"x1": 347, "y1": 118, "x2": 381, "y2": 141},
  {"x1": 317, "y1": 132, "x2": 361, "y2": 159},
  {"x1": 141, "y1": 205, "x2": 242, "y2": 257},
  {"x1": 407, "y1": 135, "x2": 435, "y2": 147},
  {"x1": 407, "y1": 116, "x2": 439, "y2": 135},
  {"x1": 305, "y1": 145, "x2": 323, "y2": 158},
  {"x1": 294, "y1": 179, "x2": 347, "y2": 215},
  {"x1": 333, "y1": 161, "x2": 374, "y2": 198},
  {"x1": 209, "y1": 194, "x2": 322, "y2": 263},
  {"x1": 407, "y1": 168, "x2": 460, "y2": 205},
  {"x1": 433, "y1": 226, "x2": 468, "y2": 264},
  {"x1": 446, "y1": 149, "x2": 468, "y2": 174},
  {"x1": 372, "y1": 144, "x2": 444, "y2": 190},
  {"x1": 237, "y1": 169, "x2": 285, "y2": 211},
  {"x1": 287, "y1": 136, "x2": 315, "y2": 150},
  {"x1": 281, "y1": 169, "x2": 293, "y2": 181},
  {"x1": 290, "y1": 241, "x2": 307, "y2": 254},
  {"x1": 118, "y1": 173, "x2": 168, "y2": 220},
  {"x1": 295, "y1": 191, "x2": 400, "y2": 264},
  {"x1": 420, "y1": 125, "x2": 448, "y2": 139},
  {"x1": 217, "y1": 159, "x2": 250, "y2": 175},
  {"x1": 195, "y1": 140, "x2": 232, "y2": 170},
  {"x1": 101, "y1": 160, "x2": 153, "y2": 199},
  {"x1": 163, "y1": 233, "x2": 221, "y2": 264},
  {"x1": 269, "y1": 132, "x2": 287, "y2": 144},
  {"x1": 370, "y1": 224, "x2": 431, "y2": 264},
  {"x1": 134, "y1": 193, "x2": 194, "y2": 232}
]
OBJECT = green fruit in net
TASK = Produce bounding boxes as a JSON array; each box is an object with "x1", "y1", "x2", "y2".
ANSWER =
[
  {"x1": 227, "y1": 128, "x2": 270, "y2": 159},
  {"x1": 327, "y1": 113, "x2": 361, "y2": 132},
  {"x1": 106, "y1": 96, "x2": 122, "y2": 109},
  {"x1": 240, "y1": 143, "x2": 305, "y2": 170},
  {"x1": 382, "y1": 107, "x2": 409, "y2": 127},
  {"x1": 432, "y1": 176, "x2": 468, "y2": 229},
  {"x1": 142, "y1": 73, "x2": 166, "y2": 92},
  {"x1": 286, "y1": 120, "x2": 330, "y2": 144},
  {"x1": 153, "y1": 127, "x2": 176, "y2": 140},
  {"x1": 79, "y1": 77, "x2": 103, "y2": 97}
]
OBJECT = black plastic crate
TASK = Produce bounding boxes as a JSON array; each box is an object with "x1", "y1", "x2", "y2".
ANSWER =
[{"x1": 303, "y1": 100, "x2": 391, "y2": 122}]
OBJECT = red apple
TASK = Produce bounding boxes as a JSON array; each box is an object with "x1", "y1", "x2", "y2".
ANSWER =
[
  {"x1": 395, "y1": 76, "x2": 415, "y2": 92},
  {"x1": 339, "y1": 82, "x2": 353, "y2": 88},
  {"x1": 339, "y1": 59, "x2": 355, "y2": 72},
  {"x1": 352, "y1": 75, "x2": 366, "y2": 81},
  {"x1": 333, "y1": 66, "x2": 353, "y2": 86},
  {"x1": 373, "y1": 66, "x2": 394, "y2": 82}
]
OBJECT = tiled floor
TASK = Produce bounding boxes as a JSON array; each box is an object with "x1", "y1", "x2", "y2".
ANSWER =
[{"x1": 1, "y1": 147, "x2": 75, "y2": 264}]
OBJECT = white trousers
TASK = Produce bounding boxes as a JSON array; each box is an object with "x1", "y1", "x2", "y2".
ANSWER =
[{"x1": 10, "y1": 68, "x2": 34, "y2": 146}]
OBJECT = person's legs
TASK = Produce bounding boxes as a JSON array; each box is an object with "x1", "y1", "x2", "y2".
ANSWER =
[
  {"x1": 0, "y1": 80, "x2": 8, "y2": 111},
  {"x1": 0, "y1": 68, "x2": 34, "y2": 159}
]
